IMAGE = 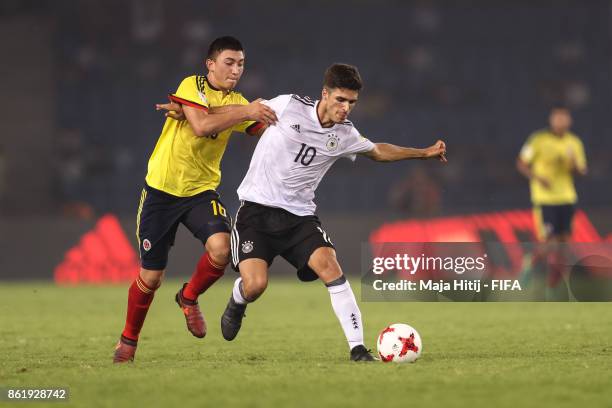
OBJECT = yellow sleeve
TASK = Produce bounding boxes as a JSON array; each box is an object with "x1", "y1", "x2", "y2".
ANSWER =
[
  {"x1": 232, "y1": 94, "x2": 263, "y2": 135},
  {"x1": 169, "y1": 76, "x2": 209, "y2": 110},
  {"x1": 519, "y1": 133, "x2": 539, "y2": 163},
  {"x1": 573, "y1": 137, "x2": 587, "y2": 172}
]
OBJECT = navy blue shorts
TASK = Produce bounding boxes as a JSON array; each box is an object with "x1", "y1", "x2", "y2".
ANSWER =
[
  {"x1": 136, "y1": 184, "x2": 231, "y2": 270},
  {"x1": 540, "y1": 204, "x2": 576, "y2": 237}
]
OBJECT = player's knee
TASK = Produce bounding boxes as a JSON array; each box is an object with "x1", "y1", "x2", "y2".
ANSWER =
[
  {"x1": 208, "y1": 245, "x2": 231, "y2": 266},
  {"x1": 139, "y1": 268, "x2": 164, "y2": 288},
  {"x1": 243, "y1": 275, "x2": 268, "y2": 301},
  {"x1": 206, "y1": 235, "x2": 231, "y2": 265},
  {"x1": 313, "y1": 257, "x2": 343, "y2": 282}
]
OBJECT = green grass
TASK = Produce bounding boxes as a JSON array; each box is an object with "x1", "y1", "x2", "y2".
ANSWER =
[{"x1": 1, "y1": 279, "x2": 611, "y2": 408}]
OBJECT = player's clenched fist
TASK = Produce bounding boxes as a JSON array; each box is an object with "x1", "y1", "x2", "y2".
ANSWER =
[{"x1": 425, "y1": 139, "x2": 447, "y2": 162}]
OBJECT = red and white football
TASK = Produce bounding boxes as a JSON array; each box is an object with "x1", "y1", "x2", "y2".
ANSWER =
[{"x1": 377, "y1": 323, "x2": 422, "y2": 363}]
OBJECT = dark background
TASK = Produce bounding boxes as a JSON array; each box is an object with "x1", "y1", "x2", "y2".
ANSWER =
[{"x1": 1, "y1": 0, "x2": 610, "y2": 279}]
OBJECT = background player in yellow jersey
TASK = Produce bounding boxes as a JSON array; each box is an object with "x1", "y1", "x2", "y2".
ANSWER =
[
  {"x1": 516, "y1": 107, "x2": 587, "y2": 293},
  {"x1": 114, "y1": 36, "x2": 277, "y2": 363},
  {"x1": 517, "y1": 106, "x2": 587, "y2": 243}
]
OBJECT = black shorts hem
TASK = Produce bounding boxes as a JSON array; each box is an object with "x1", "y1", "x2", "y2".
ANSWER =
[
  {"x1": 193, "y1": 221, "x2": 231, "y2": 243},
  {"x1": 295, "y1": 242, "x2": 335, "y2": 282},
  {"x1": 141, "y1": 259, "x2": 168, "y2": 271},
  {"x1": 230, "y1": 256, "x2": 274, "y2": 273}
]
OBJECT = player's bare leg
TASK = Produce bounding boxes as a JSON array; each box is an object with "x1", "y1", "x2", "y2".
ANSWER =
[
  {"x1": 221, "y1": 258, "x2": 268, "y2": 341},
  {"x1": 308, "y1": 247, "x2": 375, "y2": 361},
  {"x1": 545, "y1": 232, "x2": 573, "y2": 296},
  {"x1": 140, "y1": 268, "x2": 165, "y2": 287},
  {"x1": 238, "y1": 258, "x2": 269, "y2": 301},
  {"x1": 176, "y1": 232, "x2": 230, "y2": 338},
  {"x1": 520, "y1": 210, "x2": 550, "y2": 289},
  {"x1": 114, "y1": 268, "x2": 164, "y2": 363},
  {"x1": 206, "y1": 232, "x2": 232, "y2": 264}
]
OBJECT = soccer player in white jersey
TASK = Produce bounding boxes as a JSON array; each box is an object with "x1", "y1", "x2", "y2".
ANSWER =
[{"x1": 221, "y1": 63, "x2": 447, "y2": 361}]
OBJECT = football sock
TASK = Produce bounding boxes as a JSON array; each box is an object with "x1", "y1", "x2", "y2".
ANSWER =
[
  {"x1": 326, "y1": 276, "x2": 364, "y2": 350},
  {"x1": 232, "y1": 277, "x2": 249, "y2": 305},
  {"x1": 183, "y1": 252, "x2": 226, "y2": 301},
  {"x1": 121, "y1": 276, "x2": 158, "y2": 342}
]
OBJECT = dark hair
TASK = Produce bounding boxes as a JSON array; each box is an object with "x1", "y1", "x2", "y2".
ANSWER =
[
  {"x1": 206, "y1": 36, "x2": 244, "y2": 60},
  {"x1": 550, "y1": 105, "x2": 570, "y2": 113},
  {"x1": 323, "y1": 63, "x2": 363, "y2": 91}
]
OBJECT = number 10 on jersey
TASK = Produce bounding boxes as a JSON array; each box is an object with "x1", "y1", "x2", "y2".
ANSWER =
[{"x1": 294, "y1": 143, "x2": 317, "y2": 166}]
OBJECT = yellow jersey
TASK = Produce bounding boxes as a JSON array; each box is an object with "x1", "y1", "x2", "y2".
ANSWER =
[
  {"x1": 145, "y1": 75, "x2": 259, "y2": 197},
  {"x1": 519, "y1": 129, "x2": 587, "y2": 205}
]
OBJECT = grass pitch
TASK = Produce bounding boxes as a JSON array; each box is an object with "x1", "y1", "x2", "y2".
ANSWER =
[{"x1": 1, "y1": 279, "x2": 611, "y2": 408}]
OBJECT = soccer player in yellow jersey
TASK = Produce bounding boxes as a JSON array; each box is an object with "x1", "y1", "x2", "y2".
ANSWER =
[
  {"x1": 114, "y1": 36, "x2": 277, "y2": 363},
  {"x1": 516, "y1": 107, "x2": 587, "y2": 293},
  {"x1": 517, "y1": 107, "x2": 587, "y2": 243}
]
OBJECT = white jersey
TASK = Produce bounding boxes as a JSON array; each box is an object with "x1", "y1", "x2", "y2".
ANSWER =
[{"x1": 237, "y1": 94, "x2": 375, "y2": 216}]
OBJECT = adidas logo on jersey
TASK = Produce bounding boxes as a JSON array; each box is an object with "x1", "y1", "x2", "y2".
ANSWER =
[{"x1": 290, "y1": 124, "x2": 301, "y2": 133}]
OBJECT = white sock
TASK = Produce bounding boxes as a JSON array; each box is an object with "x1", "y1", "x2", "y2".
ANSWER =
[
  {"x1": 232, "y1": 278, "x2": 248, "y2": 305},
  {"x1": 327, "y1": 279, "x2": 364, "y2": 350}
]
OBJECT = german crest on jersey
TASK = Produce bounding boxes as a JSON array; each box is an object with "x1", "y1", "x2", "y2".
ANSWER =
[
  {"x1": 326, "y1": 133, "x2": 339, "y2": 152},
  {"x1": 241, "y1": 240, "x2": 254, "y2": 254}
]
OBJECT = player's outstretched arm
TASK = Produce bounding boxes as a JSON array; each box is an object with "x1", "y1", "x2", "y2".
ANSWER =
[
  {"x1": 362, "y1": 140, "x2": 447, "y2": 163},
  {"x1": 156, "y1": 99, "x2": 255, "y2": 120},
  {"x1": 156, "y1": 98, "x2": 277, "y2": 137}
]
